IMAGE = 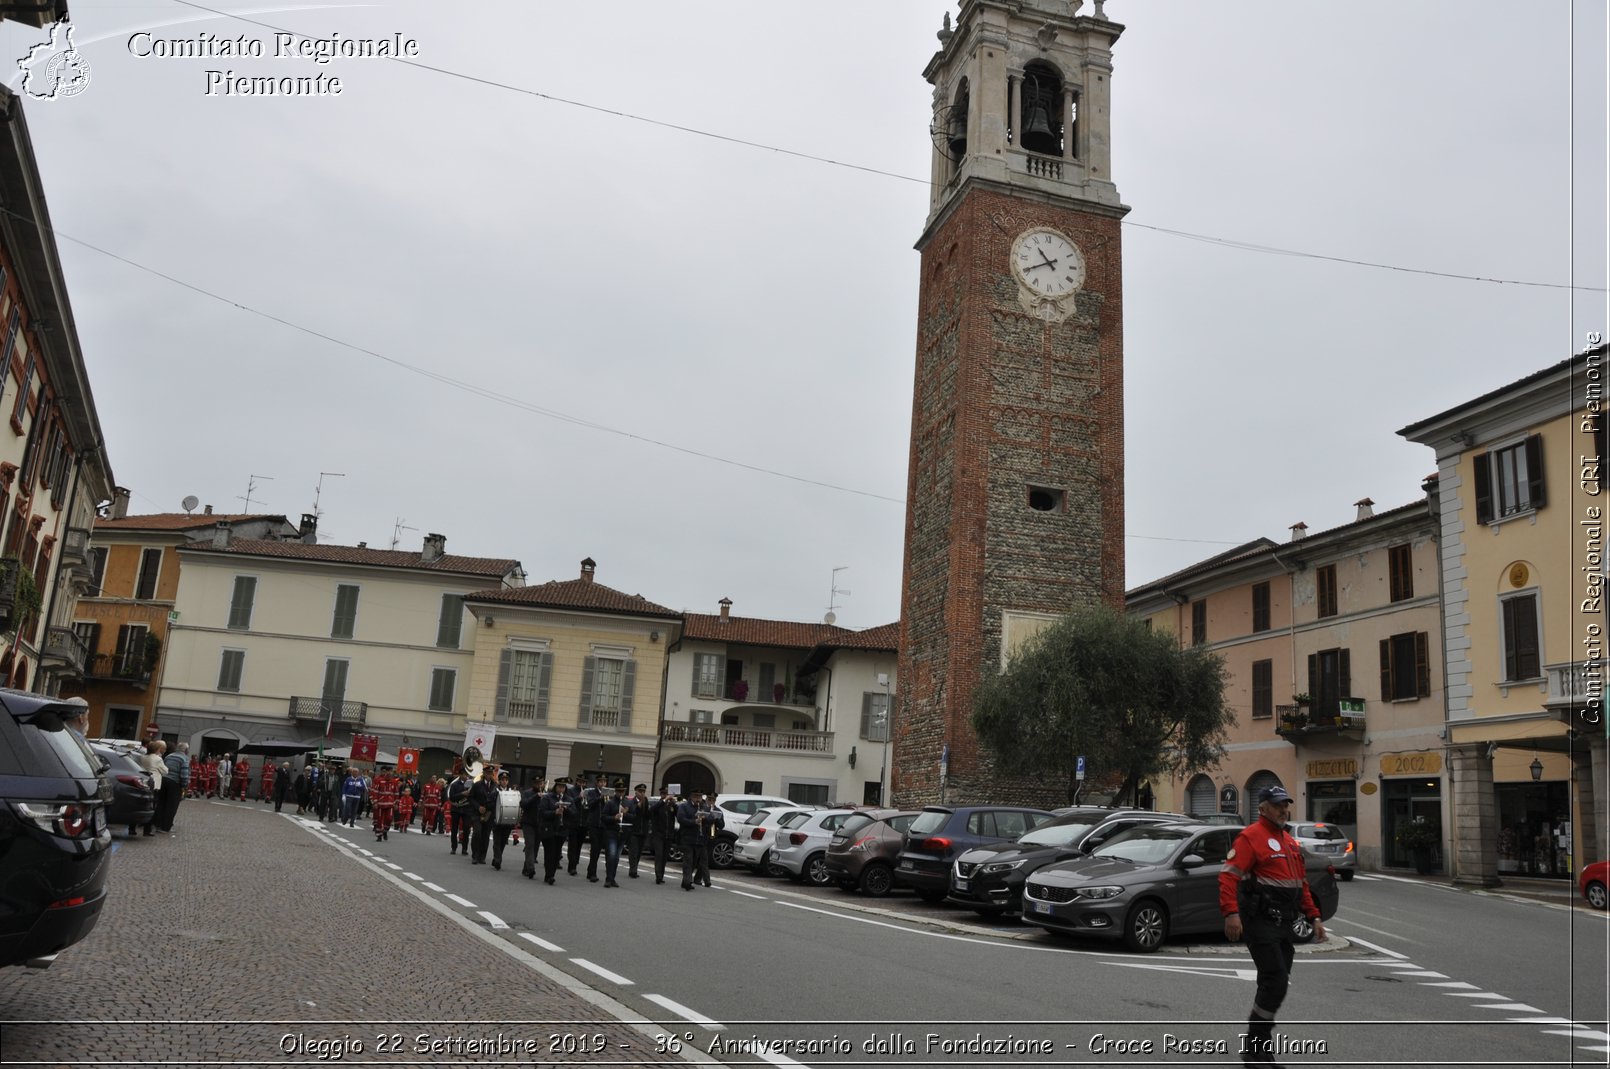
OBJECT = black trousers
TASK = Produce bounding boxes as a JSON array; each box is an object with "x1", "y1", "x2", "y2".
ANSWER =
[
  {"x1": 470, "y1": 814, "x2": 492, "y2": 862},
  {"x1": 651, "y1": 834, "x2": 670, "y2": 881},
  {"x1": 566, "y1": 827, "x2": 585, "y2": 873},
  {"x1": 157, "y1": 780, "x2": 182, "y2": 831},
  {"x1": 452, "y1": 810, "x2": 472, "y2": 853},
  {"x1": 541, "y1": 835, "x2": 564, "y2": 881},
  {"x1": 521, "y1": 826, "x2": 540, "y2": 876},
  {"x1": 491, "y1": 824, "x2": 512, "y2": 866},
  {"x1": 626, "y1": 833, "x2": 647, "y2": 876},
  {"x1": 680, "y1": 839, "x2": 709, "y2": 888},
  {"x1": 1242, "y1": 915, "x2": 1297, "y2": 1061},
  {"x1": 585, "y1": 825, "x2": 604, "y2": 878}
]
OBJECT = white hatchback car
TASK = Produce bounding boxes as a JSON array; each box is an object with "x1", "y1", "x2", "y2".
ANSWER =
[
  {"x1": 769, "y1": 808, "x2": 858, "y2": 885},
  {"x1": 731, "y1": 806, "x2": 816, "y2": 875},
  {"x1": 712, "y1": 794, "x2": 799, "y2": 823}
]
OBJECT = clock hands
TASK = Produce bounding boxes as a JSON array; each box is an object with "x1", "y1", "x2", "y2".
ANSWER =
[{"x1": 1023, "y1": 248, "x2": 1059, "y2": 272}]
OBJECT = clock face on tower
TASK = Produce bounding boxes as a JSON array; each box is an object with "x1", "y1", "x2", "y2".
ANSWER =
[{"x1": 1010, "y1": 228, "x2": 1086, "y2": 299}]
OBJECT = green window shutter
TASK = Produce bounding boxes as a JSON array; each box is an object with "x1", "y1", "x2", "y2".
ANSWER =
[
  {"x1": 430, "y1": 668, "x2": 456, "y2": 712},
  {"x1": 322, "y1": 659, "x2": 348, "y2": 702},
  {"x1": 1524, "y1": 434, "x2": 1546, "y2": 510},
  {"x1": 218, "y1": 650, "x2": 244, "y2": 692},
  {"x1": 861, "y1": 692, "x2": 874, "y2": 737},
  {"x1": 437, "y1": 594, "x2": 464, "y2": 649},
  {"x1": 493, "y1": 648, "x2": 512, "y2": 720},
  {"x1": 578, "y1": 656, "x2": 595, "y2": 726},
  {"x1": 536, "y1": 653, "x2": 553, "y2": 721},
  {"x1": 691, "y1": 653, "x2": 704, "y2": 697},
  {"x1": 228, "y1": 576, "x2": 256, "y2": 630},
  {"x1": 619, "y1": 660, "x2": 636, "y2": 733},
  {"x1": 1379, "y1": 638, "x2": 1391, "y2": 701},
  {"x1": 1472, "y1": 451, "x2": 1493, "y2": 524},
  {"x1": 331, "y1": 584, "x2": 359, "y2": 639},
  {"x1": 1414, "y1": 631, "x2": 1431, "y2": 698}
]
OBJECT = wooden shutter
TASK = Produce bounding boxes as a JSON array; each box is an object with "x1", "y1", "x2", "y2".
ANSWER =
[
  {"x1": 114, "y1": 624, "x2": 132, "y2": 670},
  {"x1": 332, "y1": 584, "x2": 359, "y2": 638},
  {"x1": 1524, "y1": 434, "x2": 1546, "y2": 510},
  {"x1": 430, "y1": 668, "x2": 455, "y2": 712},
  {"x1": 861, "y1": 692, "x2": 875, "y2": 737},
  {"x1": 536, "y1": 652, "x2": 552, "y2": 721},
  {"x1": 437, "y1": 594, "x2": 463, "y2": 648},
  {"x1": 578, "y1": 656, "x2": 595, "y2": 726},
  {"x1": 228, "y1": 576, "x2": 256, "y2": 629},
  {"x1": 1414, "y1": 631, "x2": 1430, "y2": 698},
  {"x1": 1339, "y1": 648, "x2": 1351, "y2": 700},
  {"x1": 322, "y1": 659, "x2": 348, "y2": 701},
  {"x1": 1306, "y1": 652, "x2": 1317, "y2": 698},
  {"x1": 1472, "y1": 451, "x2": 1493, "y2": 524},
  {"x1": 493, "y1": 648, "x2": 512, "y2": 719},
  {"x1": 136, "y1": 548, "x2": 161, "y2": 600},
  {"x1": 619, "y1": 660, "x2": 636, "y2": 732},
  {"x1": 1379, "y1": 638, "x2": 1392, "y2": 701}
]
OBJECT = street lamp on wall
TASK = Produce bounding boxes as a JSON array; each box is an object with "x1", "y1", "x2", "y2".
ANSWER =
[{"x1": 1530, "y1": 757, "x2": 1544, "y2": 781}]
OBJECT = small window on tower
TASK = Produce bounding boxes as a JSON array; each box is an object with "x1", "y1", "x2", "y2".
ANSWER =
[{"x1": 1026, "y1": 485, "x2": 1065, "y2": 513}]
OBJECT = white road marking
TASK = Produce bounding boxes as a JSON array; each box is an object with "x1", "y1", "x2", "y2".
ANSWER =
[
  {"x1": 644, "y1": 993, "x2": 725, "y2": 1030},
  {"x1": 423, "y1": 882, "x2": 446, "y2": 892},
  {"x1": 444, "y1": 893, "x2": 477, "y2": 908},
  {"x1": 1445, "y1": 991, "x2": 1509, "y2": 999},
  {"x1": 571, "y1": 958, "x2": 634, "y2": 986},
  {"x1": 1506, "y1": 1016, "x2": 1577, "y2": 1024},
  {"x1": 1391, "y1": 970, "x2": 1448, "y2": 977},
  {"x1": 383, "y1": 862, "x2": 402, "y2": 870},
  {"x1": 478, "y1": 911, "x2": 509, "y2": 929},
  {"x1": 358, "y1": 849, "x2": 373, "y2": 856},
  {"x1": 519, "y1": 933, "x2": 564, "y2": 953},
  {"x1": 727, "y1": 890, "x2": 766, "y2": 900},
  {"x1": 1108, "y1": 962, "x2": 1260, "y2": 982},
  {"x1": 1330, "y1": 918, "x2": 1424, "y2": 942},
  {"x1": 1474, "y1": 1003, "x2": 1544, "y2": 1013},
  {"x1": 402, "y1": 872, "x2": 422, "y2": 881},
  {"x1": 1341, "y1": 935, "x2": 1409, "y2": 959},
  {"x1": 1421, "y1": 981, "x2": 1480, "y2": 989},
  {"x1": 1543, "y1": 1028, "x2": 1610, "y2": 1041}
]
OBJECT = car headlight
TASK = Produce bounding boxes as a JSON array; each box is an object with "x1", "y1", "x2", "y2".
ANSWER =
[
  {"x1": 980, "y1": 860, "x2": 1025, "y2": 873},
  {"x1": 1076, "y1": 885, "x2": 1124, "y2": 900}
]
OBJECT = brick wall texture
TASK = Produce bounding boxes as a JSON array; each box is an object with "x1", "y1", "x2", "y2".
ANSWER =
[{"x1": 894, "y1": 185, "x2": 1124, "y2": 809}]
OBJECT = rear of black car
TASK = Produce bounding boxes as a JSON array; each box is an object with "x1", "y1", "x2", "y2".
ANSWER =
[{"x1": 0, "y1": 690, "x2": 113, "y2": 969}]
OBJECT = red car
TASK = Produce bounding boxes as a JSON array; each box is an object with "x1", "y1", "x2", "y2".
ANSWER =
[{"x1": 1581, "y1": 860, "x2": 1609, "y2": 910}]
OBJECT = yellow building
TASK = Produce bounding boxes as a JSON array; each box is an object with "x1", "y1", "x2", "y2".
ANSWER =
[
  {"x1": 1128, "y1": 491, "x2": 1445, "y2": 873},
  {"x1": 462, "y1": 558, "x2": 680, "y2": 790},
  {"x1": 1400, "y1": 342, "x2": 1607, "y2": 886}
]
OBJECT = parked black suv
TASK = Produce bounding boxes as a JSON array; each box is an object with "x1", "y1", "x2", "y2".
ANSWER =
[
  {"x1": 0, "y1": 690, "x2": 113, "y2": 969},
  {"x1": 949, "y1": 808, "x2": 1191, "y2": 917},
  {"x1": 895, "y1": 805, "x2": 1055, "y2": 902}
]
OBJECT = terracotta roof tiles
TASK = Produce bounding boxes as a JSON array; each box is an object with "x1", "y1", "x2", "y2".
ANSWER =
[
  {"x1": 180, "y1": 538, "x2": 519, "y2": 577},
  {"x1": 95, "y1": 513, "x2": 287, "y2": 532},
  {"x1": 464, "y1": 579, "x2": 680, "y2": 620}
]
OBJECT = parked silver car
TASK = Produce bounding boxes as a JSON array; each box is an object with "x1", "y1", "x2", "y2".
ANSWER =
[
  {"x1": 1287, "y1": 820, "x2": 1356, "y2": 880},
  {"x1": 769, "y1": 808, "x2": 857, "y2": 885}
]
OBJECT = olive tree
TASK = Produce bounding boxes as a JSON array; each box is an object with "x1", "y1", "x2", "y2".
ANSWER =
[{"x1": 972, "y1": 604, "x2": 1232, "y2": 805}]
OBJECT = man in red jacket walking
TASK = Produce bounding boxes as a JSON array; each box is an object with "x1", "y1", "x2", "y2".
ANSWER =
[{"x1": 1219, "y1": 785, "x2": 1325, "y2": 1066}]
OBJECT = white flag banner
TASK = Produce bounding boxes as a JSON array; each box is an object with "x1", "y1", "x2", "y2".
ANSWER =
[{"x1": 463, "y1": 721, "x2": 498, "y2": 757}]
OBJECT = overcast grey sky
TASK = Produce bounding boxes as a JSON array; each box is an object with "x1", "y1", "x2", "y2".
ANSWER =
[{"x1": 7, "y1": 1, "x2": 1606, "y2": 631}]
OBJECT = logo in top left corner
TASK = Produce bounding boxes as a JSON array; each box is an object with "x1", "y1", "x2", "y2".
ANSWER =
[{"x1": 17, "y1": 19, "x2": 90, "y2": 101}]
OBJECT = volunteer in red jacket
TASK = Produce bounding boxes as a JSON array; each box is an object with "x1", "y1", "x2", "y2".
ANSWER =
[{"x1": 1219, "y1": 784, "x2": 1325, "y2": 1066}]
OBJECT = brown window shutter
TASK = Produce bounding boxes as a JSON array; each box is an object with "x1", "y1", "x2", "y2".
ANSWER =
[
  {"x1": 1473, "y1": 451, "x2": 1492, "y2": 524},
  {"x1": 1524, "y1": 434, "x2": 1546, "y2": 510},
  {"x1": 1414, "y1": 631, "x2": 1431, "y2": 697},
  {"x1": 1379, "y1": 638, "x2": 1391, "y2": 701}
]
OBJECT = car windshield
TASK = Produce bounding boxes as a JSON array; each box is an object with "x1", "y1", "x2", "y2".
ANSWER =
[
  {"x1": 838, "y1": 813, "x2": 879, "y2": 836},
  {"x1": 1294, "y1": 823, "x2": 1346, "y2": 841},
  {"x1": 779, "y1": 811, "x2": 812, "y2": 828},
  {"x1": 1017, "y1": 820, "x2": 1102, "y2": 847},
  {"x1": 908, "y1": 810, "x2": 951, "y2": 836},
  {"x1": 1090, "y1": 826, "x2": 1191, "y2": 864}
]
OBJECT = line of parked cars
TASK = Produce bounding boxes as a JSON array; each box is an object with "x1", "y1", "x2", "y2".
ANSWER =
[{"x1": 724, "y1": 798, "x2": 1343, "y2": 954}]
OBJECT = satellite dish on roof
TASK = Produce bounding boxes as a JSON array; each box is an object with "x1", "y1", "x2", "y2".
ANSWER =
[
  {"x1": 181, "y1": 495, "x2": 199, "y2": 514},
  {"x1": 823, "y1": 611, "x2": 837, "y2": 625}
]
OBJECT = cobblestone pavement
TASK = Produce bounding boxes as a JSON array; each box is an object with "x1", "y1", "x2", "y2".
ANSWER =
[{"x1": 0, "y1": 800, "x2": 692, "y2": 1068}]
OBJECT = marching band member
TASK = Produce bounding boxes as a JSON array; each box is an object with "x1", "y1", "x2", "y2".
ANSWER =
[
  {"x1": 489, "y1": 769, "x2": 515, "y2": 870},
  {"x1": 468, "y1": 764, "x2": 499, "y2": 865},
  {"x1": 648, "y1": 785, "x2": 678, "y2": 885},
  {"x1": 623, "y1": 784, "x2": 651, "y2": 879}
]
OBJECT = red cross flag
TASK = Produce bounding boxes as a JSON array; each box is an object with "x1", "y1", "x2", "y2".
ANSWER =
[
  {"x1": 397, "y1": 747, "x2": 420, "y2": 774},
  {"x1": 350, "y1": 734, "x2": 379, "y2": 763}
]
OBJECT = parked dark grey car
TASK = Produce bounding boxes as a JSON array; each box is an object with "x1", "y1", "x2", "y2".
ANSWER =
[{"x1": 895, "y1": 805, "x2": 1055, "y2": 902}]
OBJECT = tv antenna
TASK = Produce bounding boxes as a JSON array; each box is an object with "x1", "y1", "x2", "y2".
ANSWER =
[
  {"x1": 312, "y1": 472, "x2": 346, "y2": 522},
  {"x1": 825, "y1": 566, "x2": 851, "y2": 625},
  {"x1": 390, "y1": 518, "x2": 418, "y2": 551},
  {"x1": 238, "y1": 474, "x2": 273, "y2": 512}
]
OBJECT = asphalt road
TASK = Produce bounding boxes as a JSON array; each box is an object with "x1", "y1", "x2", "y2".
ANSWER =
[{"x1": 313, "y1": 814, "x2": 1610, "y2": 1068}]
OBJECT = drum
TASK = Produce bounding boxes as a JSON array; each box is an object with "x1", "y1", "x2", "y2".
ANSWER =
[{"x1": 493, "y1": 788, "x2": 522, "y2": 827}]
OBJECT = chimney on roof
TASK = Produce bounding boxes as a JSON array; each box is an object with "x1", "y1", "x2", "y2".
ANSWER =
[
  {"x1": 421, "y1": 533, "x2": 446, "y2": 563},
  {"x1": 111, "y1": 487, "x2": 130, "y2": 520},
  {"x1": 357, "y1": 541, "x2": 367, "y2": 549},
  {"x1": 1289, "y1": 522, "x2": 1308, "y2": 542},
  {"x1": 1354, "y1": 497, "x2": 1374, "y2": 522},
  {"x1": 212, "y1": 520, "x2": 232, "y2": 550},
  {"x1": 719, "y1": 597, "x2": 732, "y2": 623},
  {"x1": 580, "y1": 557, "x2": 596, "y2": 583},
  {"x1": 204, "y1": 504, "x2": 213, "y2": 515},
  {"x1": 300, "y1": 513, "x2": 318, "y2": 545}
]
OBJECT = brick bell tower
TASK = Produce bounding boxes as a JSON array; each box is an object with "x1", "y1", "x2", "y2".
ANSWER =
[{"x1": 894, "y1": 0, "x2": 1127, "y2": 807}]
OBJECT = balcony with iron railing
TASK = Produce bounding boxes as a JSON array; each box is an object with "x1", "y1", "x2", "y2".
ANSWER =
[
  {"x1": 661, "y1": 721, "x2": 835, "y2": 756},
  {"x1": 288, "y1": 696, "x2": 368, "y2": 728},
  {"x1": 1276, "y1": 699, "x2": 1366, "y2": 741},
  {"x1": 41, "y1": 626, "x2": 90, "y2": 675},
  {"x1": 85, "y1": 652, "x2": 152, "y2": 687},
  {"x1": 689, "y1": 681, "x2": 817, "y2": 707}
]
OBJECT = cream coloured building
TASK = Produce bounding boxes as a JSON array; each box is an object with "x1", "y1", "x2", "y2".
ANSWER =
[
  {"x1": 155, "y1": 525, "x2": 522, "y2": 769},
  {"x1": 657, "y1": 599, "x2": 899, "y2": 806},
  {"x1": 1128, "y1": 490, "x2": 1445, "y2": 874},
  {"x1": 461, "y1": 558, "x2": 680, "y2": 791},
  {"x1": 1400, "y1": 342, "x2": 1608, "y2": 885}
]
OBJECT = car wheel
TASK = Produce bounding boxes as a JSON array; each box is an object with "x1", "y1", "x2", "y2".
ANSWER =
[
  {"x1": 1338, "y1": 870, "x2": 1354, "y2": 882},
  {"x1": 1588, "y1": 881, "x2": 1608, "y2": 910},
  {"x1": 710, "y1": 840, "x2": 735, "y2": 869},
  {"x1": 916, "y1": 888, "x2": 949, "y2": 904},
  {"x1": 1290, "y1": 914, "x2": 1315, "y2": 942},
  {"x1": 762, "y1": 852, "x2": 787, "y2": 879},
  {"x1": 859, "y1": 863, "x2": 894, "y2": 897},
  {"x1": 667, "y1": 843, "x2": 683, "y2": 864},
  {"x1": 1122, "y1": 899, "x2": 1169, "y2": 953},
  {"x1": 802, "y1": 853, "x2": 832, "y2": 886}
]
